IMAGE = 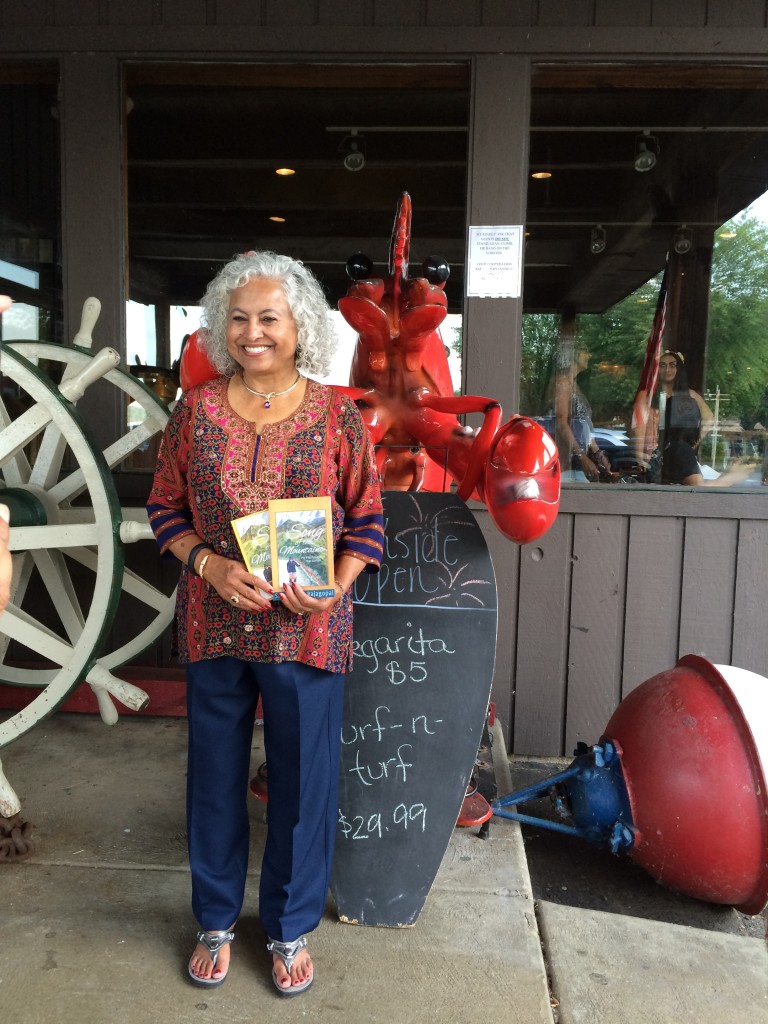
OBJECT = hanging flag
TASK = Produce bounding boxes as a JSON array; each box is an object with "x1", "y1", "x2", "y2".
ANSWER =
[{"x1": 631, "y1": 263, "x2": 668, "y2": 450}]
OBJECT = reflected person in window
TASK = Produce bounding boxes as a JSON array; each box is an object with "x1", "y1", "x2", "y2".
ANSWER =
[
  {"x1": 637, "y1": 351, "x2": 714, "y2": 478},
  {"x1": 548, "y1": 344, "x2": 612, "y2": 482},
  {"x1": 662, "y1": 392, "x2": 754, "y2": 486}
]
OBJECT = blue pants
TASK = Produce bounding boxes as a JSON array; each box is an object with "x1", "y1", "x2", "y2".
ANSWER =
[{"x1": 186, "y1": 657, "x2": 344, "y2": 941}]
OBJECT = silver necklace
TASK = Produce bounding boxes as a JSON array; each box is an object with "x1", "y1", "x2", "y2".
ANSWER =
[{"x1": 239, "y1": 371, "x2": 303, "y2": 408}]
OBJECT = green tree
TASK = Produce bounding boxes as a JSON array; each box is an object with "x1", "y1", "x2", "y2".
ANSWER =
[
  {"x1": 519, "y1": 213, "x2": 768, "y2": 432},
  {"x1": 575, "y1": 280, "x2": 662, "y2": 426},
  {"x1": 520, "y1": 313, "x2": 560, "y2": 415},
  {"x1": 705, "y1": 216, "x2": 768, "y2": 427}
]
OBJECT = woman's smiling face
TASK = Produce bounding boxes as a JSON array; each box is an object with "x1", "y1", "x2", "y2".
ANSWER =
[{"x1": 225, "y1": 277, "x2": 299, "y2": 381}]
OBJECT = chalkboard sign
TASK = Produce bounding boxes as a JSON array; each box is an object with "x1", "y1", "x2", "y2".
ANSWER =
[{"x1": 330, "y1": 491, "x2": 498, "y2": 927}]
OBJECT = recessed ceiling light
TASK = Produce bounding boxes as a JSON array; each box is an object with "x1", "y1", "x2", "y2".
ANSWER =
[
  {"x1": 269, "y1": 216, "x2": 286, "y2": 223},
  {"x1": 275, "y1": 167, "x2": 295, "y2": 176},
  {"x1": 719, "y1": 229, "x2": 737, "y2": 239},
  {"x1": 531, "y1": 170, "x2": 552, "y2": 180}
]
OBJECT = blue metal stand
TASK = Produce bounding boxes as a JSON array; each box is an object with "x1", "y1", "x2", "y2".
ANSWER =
[{"x1": 492, "y1": 739, "x2": 636, "y2": 853}]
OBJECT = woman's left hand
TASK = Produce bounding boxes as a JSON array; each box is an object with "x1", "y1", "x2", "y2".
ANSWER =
[
  {"x1": 578, "y1": 450, "x2": 600, "y2": 481},
  {"x1": 277, "y1": 581, "x2": 340, "y2": 615}
]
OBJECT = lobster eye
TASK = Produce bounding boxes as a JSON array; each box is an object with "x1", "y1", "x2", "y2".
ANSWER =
[
  {"x1": 346, "y1": 252, "x2": 374, "y2": 281},
  {"x1": 422, "y1": 256, "x2": 450, "y2": 285}
]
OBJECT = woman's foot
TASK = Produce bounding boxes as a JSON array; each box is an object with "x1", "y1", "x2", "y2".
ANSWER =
[
  {"x1": 188, "y1": 928, "x2": 235, "y2": 987},
  {"x1": 267, "y1": 935, "x2": 314, "y2": 996}
]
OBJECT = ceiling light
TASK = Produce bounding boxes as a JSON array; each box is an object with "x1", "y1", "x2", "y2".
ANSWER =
[
  {"x1": 719, "y1": 228, "x2": 737, "y2": 239},
  {"x1": 634, "y1": 131, "x2": 659, "y2": 172},
  {"x1": 275, "y1": 167, "x2": 295, "y2": 176},
  {"x1": 269, "y1": 216, "x2": 286, "y2": 223},
  {"x1": 339, "y1": 130, "x2": 366, "y2": 172},
  {"x1": 531, "y1": 170, "x2": 552, "y2": 179},
  {"x1": 673, "y1": 225, "x2": 692, "y2": 255},
  {"x1": 590, "y1": 224, "x2": 606, "y2": 255},
  {"x1": 343, "y1": 146, "x2": 365, "y2": 172}
]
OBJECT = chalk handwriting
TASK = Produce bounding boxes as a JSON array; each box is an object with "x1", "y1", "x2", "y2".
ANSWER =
[
  {"x1": 383, "y1": 520, "x2": 459, "y2": 567},
  {"x1": 352, "y1": 624, "x2": 455, "y2": 677},
  {"x1": 338, "y1": 802, "x2": 427, "y2": 839},
  {"x1": 341, "y1": 704, "x2": 443, "y2": 746},
  {"x1": 347, "y1": 743, "x2": 414, "y2": 786}
]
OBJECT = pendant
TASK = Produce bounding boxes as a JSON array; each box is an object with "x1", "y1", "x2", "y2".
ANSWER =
[{"x1": 264, "y1": 399, "x2": 271, "y2": 408}]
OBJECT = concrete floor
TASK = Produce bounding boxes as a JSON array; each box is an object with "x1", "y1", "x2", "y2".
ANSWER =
[
  {"x1": 1, "y1": 712, "x2": 766, "y2": 1024},
  {"x1": 0, "y1": 713, "x2": 552, "y2": 1024}
]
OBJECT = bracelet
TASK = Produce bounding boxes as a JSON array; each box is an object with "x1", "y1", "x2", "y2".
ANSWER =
[
  {"x1": 186, "y1": 542, "x2": 211, "y2": 573},
  {"x1": 197, "y1": 553, "x2": 211, "y2": 580},
  {"x1": 335, "y1": 580, "x2": 347, "y2": 599}
]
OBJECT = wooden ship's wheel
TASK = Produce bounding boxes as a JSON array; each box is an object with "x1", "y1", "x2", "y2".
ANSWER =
[{"x1": 0, "y1": 300, "x2": 176, "y2": 856}]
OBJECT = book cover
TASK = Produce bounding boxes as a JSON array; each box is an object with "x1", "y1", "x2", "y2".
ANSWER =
[
  {"x1": 268, "y1": 496, "x2": 336, "y2": 599},
  {"x1": 231, "y1": 509, "x2": 274, "y2": 588}
]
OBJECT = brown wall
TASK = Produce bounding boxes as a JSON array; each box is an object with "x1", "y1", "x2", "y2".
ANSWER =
[{"x1": 3, "y1": 0, "x2": 768, "y2": 37}]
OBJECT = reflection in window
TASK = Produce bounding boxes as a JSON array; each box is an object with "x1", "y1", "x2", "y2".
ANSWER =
[
  {"x1": 522, "y1": 65, "x2": 768, "y2": 488},
  {"x1": 0, "y1": 66, "x2": 61, "y2": 344},
  {"x1": 124, "y1": 62, "x2": 469, "y2": 379}
]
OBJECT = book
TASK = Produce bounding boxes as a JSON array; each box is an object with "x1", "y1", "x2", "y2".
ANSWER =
[
  {"x1": 231, "y1": 496, "x2": 336, "y2": 600},
  {"x1": 230, "y1": 509, "x2": 273, "y2": 586},
  {"x1": 269, "y1": 496, "x2": 336, "y2": 598}
]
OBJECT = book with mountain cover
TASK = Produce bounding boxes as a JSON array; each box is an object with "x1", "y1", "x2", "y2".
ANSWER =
[
  {"x1": 269, "y1": 497, "x2": 335, "y2": 598},
  {"x1": 231, "y1": 497, "x2": 335, "y2": 600}
]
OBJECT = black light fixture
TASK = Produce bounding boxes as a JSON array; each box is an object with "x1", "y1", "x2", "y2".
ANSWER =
[
  {"x1": 634, "y1": 130, "x2": 659, "y2": 173},
  {"x1": 673, "y1": 225, "x2": 693, "y2": 255},
  {"x1": 590, "y1": 224, "x2": 606, "y2": 255},
  {"x1": 339, "y1": 129, "x2": 366, "y2": 172}
]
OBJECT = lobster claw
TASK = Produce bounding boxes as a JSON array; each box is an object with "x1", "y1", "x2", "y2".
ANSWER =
[
  {"x1": 179, "y1": 328, "x2": 217, "y2": 390},
  {"x1": 482, "y1": 417, "x2": 560, "y2": 544}
]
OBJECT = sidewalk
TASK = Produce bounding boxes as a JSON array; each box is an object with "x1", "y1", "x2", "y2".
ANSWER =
[
  {"x1": 504, "y1": 756, "x2": 768, "y2": 1024},
  {"x1": 0, "y1": 711, "x2": 766, "y2": 1024},
  {"x1": 0, "y1": 713, "x2": 552, "y2": 1024}
]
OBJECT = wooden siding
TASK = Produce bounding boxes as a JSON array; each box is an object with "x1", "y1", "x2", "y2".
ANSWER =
[
  {"x1": 508, "y1": 492, "x2": 768, "y2": 757},
  {"x1": 0, "y1": 0, "x2": 767, "y2": 30},
  {"x1": 2, "y1": 1, "x2": 768, "y2": 46}
]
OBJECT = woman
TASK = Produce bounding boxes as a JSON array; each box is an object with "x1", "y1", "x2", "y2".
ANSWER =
[
  {"x1": 636, "y1": 350, "x2": 714, "y2": 478},
  {"x1": 660, "y1": 392, "x2": 706, "y2": 484},
  {"x1": 661, "y1": 392, "x2": 755, "y2": 486},
  {"x1": 147, "y1": 252, "x2": 384, "y2": 996},
  {"x1": 548, "y1": 345, "x2": 612, "y2": 482}
]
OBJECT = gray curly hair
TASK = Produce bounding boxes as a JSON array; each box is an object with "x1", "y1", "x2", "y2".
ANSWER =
[{"x1": 198, "y1": 251, "x2": 337, "y2": 378}]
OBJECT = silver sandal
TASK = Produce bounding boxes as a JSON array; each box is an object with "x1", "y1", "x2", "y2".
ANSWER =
[
  {"x1": 267, "y1": 935, "x2": 313, "y2": 996},
  {"x1": 188, "y1": 929, "x2": 235, "y2": 988}
]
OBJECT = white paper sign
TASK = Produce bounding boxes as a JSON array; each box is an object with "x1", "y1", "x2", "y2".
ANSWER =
[{"x1": 466, "y1": 225, "x2": 523, "y2": 298}]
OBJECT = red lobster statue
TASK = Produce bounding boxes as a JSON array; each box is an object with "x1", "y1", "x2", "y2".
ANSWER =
[
  {"x1": 180, "y1": 193, "x2": 559, "y2": 544},
  {"x1": 332, "y1": 192, "x2": 559, "y2": 544}
]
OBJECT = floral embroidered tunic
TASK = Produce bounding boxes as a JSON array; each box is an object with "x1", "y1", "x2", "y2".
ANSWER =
[{"x1": 147, "y1": 377, "x2": 384, "y2": 673}]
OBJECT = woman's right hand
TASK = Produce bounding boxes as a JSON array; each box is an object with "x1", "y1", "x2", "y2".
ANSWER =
[{"x1": 203, "y1": 553, "x2": 274, "y2": 611}]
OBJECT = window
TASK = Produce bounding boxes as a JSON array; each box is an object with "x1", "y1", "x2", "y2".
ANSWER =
[
  {"x1": 124, "y1": 62, "x2": 469, "y2": 385},
  {"x1": 521, "y1": 65, "x2": 768, "y2": 490},
  {"x1": 0, "y1": 64, "x2": 61, "y2": 345}
]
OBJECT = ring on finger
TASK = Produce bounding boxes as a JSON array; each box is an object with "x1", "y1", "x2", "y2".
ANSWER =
[{"x1": 230, "y1": 593, "x2": 240, "y2": 604}]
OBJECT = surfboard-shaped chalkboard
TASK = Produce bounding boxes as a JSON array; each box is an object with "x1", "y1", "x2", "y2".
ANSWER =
[{"x1": 331, "y1": 491, "x2": 498, "y2": 927}]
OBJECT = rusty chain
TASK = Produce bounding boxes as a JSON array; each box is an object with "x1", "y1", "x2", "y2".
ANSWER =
[{"x1": 0, "y1": 814, "x2": 34, "y2": 862}]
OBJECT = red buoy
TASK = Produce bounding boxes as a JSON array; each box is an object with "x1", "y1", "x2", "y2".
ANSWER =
[{"x1": 606, "y1": 655, "x2": 768, "y2": 914}]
